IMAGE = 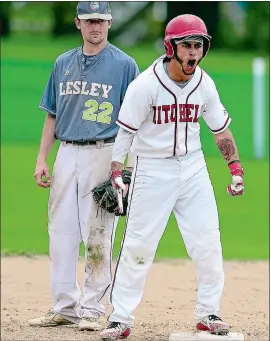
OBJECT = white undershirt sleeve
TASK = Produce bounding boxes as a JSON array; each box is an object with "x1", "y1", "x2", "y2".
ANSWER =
[
  {"x1": 126, "y1": 150, "x2": 135, "y2": 168},
  {"x1": 112, "y1": 127, "x2": 134, "y2": 165}
]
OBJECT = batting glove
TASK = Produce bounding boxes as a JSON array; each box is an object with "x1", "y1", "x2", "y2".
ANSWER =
[
  {"x1": 110, "y1": 170, "x2": 128, "y2": 214},
  {"x1": 227, "y1": 161, "x2": 244, "y2": 196},
  {"x1": 110, "y1": 170, "x2": 126, "y2": 190}
]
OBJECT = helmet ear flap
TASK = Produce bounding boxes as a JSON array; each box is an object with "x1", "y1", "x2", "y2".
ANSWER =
[
  {"x1": 164, "y1": 40, "x2": 174, "y2": 58},
  {"x1": 202, "y1": 37, "x2": 210, "y2": 58}
]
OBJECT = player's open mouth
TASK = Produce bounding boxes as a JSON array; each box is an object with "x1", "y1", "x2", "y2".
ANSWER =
[{"x1": 187, "y1": 59, "x2": 196, "y2": 69}]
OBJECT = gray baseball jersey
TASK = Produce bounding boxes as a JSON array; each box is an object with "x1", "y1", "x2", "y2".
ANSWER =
[{"x1": 39, "y1": 43, "x2": 139, "y2": 141}]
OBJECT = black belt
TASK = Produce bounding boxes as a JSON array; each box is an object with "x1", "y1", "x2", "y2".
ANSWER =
[{"x1": 65, "y1": 137, "x2": 115, "y2": 146}]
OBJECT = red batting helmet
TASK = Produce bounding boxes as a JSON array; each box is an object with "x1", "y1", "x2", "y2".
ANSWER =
[{"x1": 164, "y1": 14, "x2": 211, "y2": 59}]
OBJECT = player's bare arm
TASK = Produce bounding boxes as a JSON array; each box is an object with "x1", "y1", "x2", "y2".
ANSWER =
[
  {"x1": 34, "y1": 114, "x2": 56, "y2": 188},
  {"x1": 214, "y1": 128, "x2": 244, "y2": 196},
  {"x1": 214, "y1": 128, "x2": 239, "y2": 164}
]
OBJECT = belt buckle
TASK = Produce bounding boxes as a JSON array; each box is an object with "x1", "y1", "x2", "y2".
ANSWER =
[{"x1": 96, "y1": 140, "x2": 104, "y2": 149}]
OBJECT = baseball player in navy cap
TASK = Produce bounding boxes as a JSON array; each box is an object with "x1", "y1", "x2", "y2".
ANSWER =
[{"x1": 29, "y1": 1, "x2": 139, "y2": 331}]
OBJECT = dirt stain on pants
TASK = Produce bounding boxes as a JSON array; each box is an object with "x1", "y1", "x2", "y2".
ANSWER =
[{"x1": 86, "y1": 244, "x2": 104, "y2": 269}]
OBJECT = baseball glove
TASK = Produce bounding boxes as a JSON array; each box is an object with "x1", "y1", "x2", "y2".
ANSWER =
[{"x1": 92, "y1": 170, "x2": 132, "y2": 216}]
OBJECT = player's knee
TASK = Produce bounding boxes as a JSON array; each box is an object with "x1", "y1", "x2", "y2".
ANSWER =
[
  {"x1": 119, "y1": 235, "x2": 156, "y2": 267},
  {"x1": 86, "y1": 243, "x2": 105, "y2": 269},
  {"x1": 186, "y1": 230, "x2": 223, "y2": 262}
]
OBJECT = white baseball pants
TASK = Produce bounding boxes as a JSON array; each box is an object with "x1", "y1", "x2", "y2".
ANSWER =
[
  {"x1": 48, "y1": 141, "x2": 117, "y2": 323},
  {"x1": 109, "y1": 150, "x2": 224, "y2": 326}
]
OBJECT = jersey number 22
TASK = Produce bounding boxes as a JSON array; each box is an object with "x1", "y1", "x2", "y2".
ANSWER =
[{"x1": 82, "y1": 99, "x2": 113, "y2": 124}]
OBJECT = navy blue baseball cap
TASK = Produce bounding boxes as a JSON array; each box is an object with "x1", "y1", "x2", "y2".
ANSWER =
[{"x1": 76, "y1": 1, "x2": 112, "y2": 20}]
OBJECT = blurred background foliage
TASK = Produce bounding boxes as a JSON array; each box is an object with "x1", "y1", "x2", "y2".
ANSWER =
[
  {"x1": 0, "y1": 1, "x2": 269, "y2": 53},
  {"x1": 0, "y1": 1, "x2": 269, "y2": 158}
]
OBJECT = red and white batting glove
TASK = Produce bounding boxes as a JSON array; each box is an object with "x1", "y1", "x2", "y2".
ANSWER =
[
  {"x1": 227, "y1": 161, "x2": 244, "y2": 196},
  {"x1": 110, "y1": 170, "x2": 128, "y2": 214}
]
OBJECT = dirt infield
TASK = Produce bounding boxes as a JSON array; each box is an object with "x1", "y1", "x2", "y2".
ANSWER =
[{"x1": 1, "y1": 257, "x2": 269, "y2": 341}]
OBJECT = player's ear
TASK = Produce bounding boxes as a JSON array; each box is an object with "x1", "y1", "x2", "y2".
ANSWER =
[
  {"x1": 74, "y1": 18, "x2": 81, "y2": 30},
  {"x1": 108, "y1": 19, "x2": 112, "y2": 29}
]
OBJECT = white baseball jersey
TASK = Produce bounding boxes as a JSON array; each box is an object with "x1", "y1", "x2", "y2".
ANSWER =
[{"x1": 116, "y1": 59, "x2": 231, "y2": 158}]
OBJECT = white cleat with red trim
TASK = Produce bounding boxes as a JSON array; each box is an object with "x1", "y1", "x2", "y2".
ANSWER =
[
  {"x1": 196, "y1": 315, "x2": 230, "y2": 335},
  {"x1": 100, "y1": 322, "x2": 131, "y2": 340}
]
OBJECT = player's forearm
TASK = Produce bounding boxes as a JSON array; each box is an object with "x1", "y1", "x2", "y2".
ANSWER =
[
  {"x1": 37, "y1": 114, "x2": 56, "y2": 162},
  {"x1": 214, "y1": 128, "x2": 240, "y2": 165},
  {"x1": 215, "y1": 128, "x2": 244, "y2": 195},
  {"x1": 111, "y1": 128, "x2": 134, "y2": 171}
]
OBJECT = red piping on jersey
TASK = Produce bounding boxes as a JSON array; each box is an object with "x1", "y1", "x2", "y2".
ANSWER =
[
  {"x1": 210, "y1": 116, "x2": 230, "y2": 133},
  {"x1": 184, "y1": 70, "x2": 203, "y2": 155},
  {"x1": 153, "y1": 63, "x2": 178, "y2": 156},
  {"x1": 117, "y1": 119, "x2": 138, "y2": 132},
  {"x1": 153, "y1": 63, "x2": 203, "y2": 156}
]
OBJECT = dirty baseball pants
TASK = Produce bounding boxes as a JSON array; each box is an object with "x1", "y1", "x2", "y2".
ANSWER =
[
  {"x1": 109, "y1": 150, "x2": 224, "y2": 326},
  {"x1": 48, "y1": 141, "x2": 117, "y2": 323}
]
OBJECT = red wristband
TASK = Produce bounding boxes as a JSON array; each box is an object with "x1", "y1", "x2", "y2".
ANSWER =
[
  {"x1": 110, "y1": 170, "x2": 122, "y2": 180},
  {"x1": 228, "y1": 161, "x2": 244, "y2": 176}
]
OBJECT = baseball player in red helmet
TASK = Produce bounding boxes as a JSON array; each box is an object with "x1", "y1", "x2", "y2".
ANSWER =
[{"x1": 100, "y1": 14, "x2": 244, "y2": 340}]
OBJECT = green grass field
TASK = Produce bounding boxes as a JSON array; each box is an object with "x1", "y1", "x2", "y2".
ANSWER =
[
  {"x1": 1, "y1": 36, "x2": 269, "y2": 260},
  {"x1": 2, "y1": 36, "x2": 270, "y2": 159},
  {"x1": 1, "y1": 144, "x2": 269, "y2": 260}
]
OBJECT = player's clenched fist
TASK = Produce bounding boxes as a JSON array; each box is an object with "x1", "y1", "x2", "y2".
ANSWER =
[
  {"x1": 227, "y1": 161, "x2": 244, "y2": 196},
  {"x1": 110, "y1": 170, "x2": 126, "y2": 190},
  {"x1": 110, "y1": 169, "x2": 129, "y2": 214},
  {"x1": 34, "y1": 159, "x2": 51, "y2": 188}
]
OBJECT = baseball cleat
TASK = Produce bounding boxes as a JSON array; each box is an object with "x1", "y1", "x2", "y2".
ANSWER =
[
  {"x1": 196, "y1": 315, "x2": 230, "y2": 335},
  {"x1": 28, "y1": 310, "x2": 73, "y2": 327},
  {"x1": 79, "y1": 317, "x2": 102, "y2": 331},
  {"x1": 100, "y1": 322, "x2": 131, "y2": 340}
]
